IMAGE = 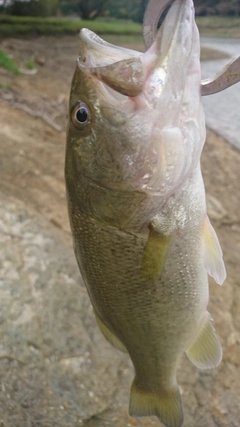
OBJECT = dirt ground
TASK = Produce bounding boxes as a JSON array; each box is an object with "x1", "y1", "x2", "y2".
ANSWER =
[{"x1": 0, "y1": 35, "x2": 240, "y2": 427}]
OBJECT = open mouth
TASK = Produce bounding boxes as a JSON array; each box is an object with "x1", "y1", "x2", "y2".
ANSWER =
[
  {"x1": 78, "y1": 28, "x2": 142, "y2": 67},
  {"x1": 77, "y1": 28, "x2": 155, "y2": 101},
  {"x1": 77, "y1": 0, "x2": 195, "y2": 109}
]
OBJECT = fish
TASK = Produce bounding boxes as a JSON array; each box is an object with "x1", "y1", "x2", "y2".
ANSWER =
[{"x1": 65, "y1": 0, "x2": 226, "y2": 426}]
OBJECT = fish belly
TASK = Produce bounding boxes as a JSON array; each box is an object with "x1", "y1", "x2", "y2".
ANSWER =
[
  {"x1": 68, "y1": 169, "x2": 222, "y2": 427},
  {"x1": 69, "y1": 205, "x2": 207, "y2": 386}
]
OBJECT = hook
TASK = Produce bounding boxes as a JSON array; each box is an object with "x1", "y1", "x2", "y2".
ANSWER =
[
  {"x1": 143, "y1": 0, "x2": 240, "y2": 95},
  {"x1": 201, "y1": 56, "x2": 240, "y2": 96},
  {"x1": 143, "y1": 0, "x2": 173, "y2": 50}
]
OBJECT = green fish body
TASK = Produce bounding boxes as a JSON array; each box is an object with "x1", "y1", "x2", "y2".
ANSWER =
[{"x1": 65, "y1": 1, "x2": 226, "y2": 426}]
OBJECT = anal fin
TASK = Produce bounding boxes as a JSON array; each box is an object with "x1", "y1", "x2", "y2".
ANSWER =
[
  {"x1": 129, "y1": 380, "x2": 183, "y2": 427},
  {"x1": 203, "y1": 215, "x2": 226, "y2": 285},
  {"x1": 94, "y1": 311, "x2": 127, "y2": 353},
  {"x1": 185, "y1": 312, "x2": 222, "y2": 369}
]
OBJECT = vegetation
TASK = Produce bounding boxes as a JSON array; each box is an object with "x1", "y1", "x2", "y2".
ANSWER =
[
  {"x1": 1, "y1": 0, "x2": 59, "y2": 17},
  {"x1": 0, "y1": 0, "x2": 239, "y2": 39},
  {"x1": 0, "y1": 14, "x2": 239, "y2": 38},
  {"x1": 25, "y1": 60, "x2": 35, "y2": 70},
  {"x1": 60, "y1": 0, "x2": 109, "y2": 20},
  {"x1": 0, "y1": 0, "x2": 239, "y2": 20},
  {"x1": 0, "y1": 49, "x2": 19, "y2": 74},
  {"x1": 194, "y1": 0, "x2": 240, "y2": 16},
  {"x1": 0, "y1": 15, "x2": 142, "y2": 36},
  {"x1": 196, "y1": 15, "x2": 240, "y2": 37}
]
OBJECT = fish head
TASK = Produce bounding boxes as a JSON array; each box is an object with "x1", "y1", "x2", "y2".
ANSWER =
[{"x1": 66, "y1": 0, "x2": 206, "y2": 218}]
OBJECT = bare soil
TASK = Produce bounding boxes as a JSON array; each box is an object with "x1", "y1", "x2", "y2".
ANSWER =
[{"x1": 0, "y1": 35, "x2": 240, "y2": 427}]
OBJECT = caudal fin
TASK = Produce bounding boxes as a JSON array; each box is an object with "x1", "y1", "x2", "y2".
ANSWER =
[{"x1": 129, "y1": 380, "x2": 183, "y2": 427}]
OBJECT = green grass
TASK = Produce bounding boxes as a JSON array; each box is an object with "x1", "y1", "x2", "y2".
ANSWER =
[
  {"x1": 25, "y1": 60, "x2": 35, "y2": 70},
  {"x1": 0, "y1": 15, "x2": 142, "y2": 37},
  {"x1": 0, "y1": 49, "x2": 19, "y2": 74},
  {"x1": 0, "y1": 14, "x2": 239, "y2": 39},
  {"x1": 196, "y1": 16, "x2": 240, "y2": 38}
]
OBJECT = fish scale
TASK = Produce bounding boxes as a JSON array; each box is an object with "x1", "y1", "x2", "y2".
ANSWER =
[
  {"x1": 65, "y1": 0, "x2": 226, "y2": 425},
  {"x1": 68, "y1": 168, "x2": 207, "y2": 383}
]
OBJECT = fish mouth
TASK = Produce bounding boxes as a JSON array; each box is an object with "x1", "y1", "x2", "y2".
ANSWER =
[
  {"x1": 77, "y1": 0, "x2": 197, "y2": 108},
  {"x1": 77, "y1": 28, "x2": 155, "y2": 100},
  {"x1": 78, "y1": 28, "x2": 141, "y2": 68}
]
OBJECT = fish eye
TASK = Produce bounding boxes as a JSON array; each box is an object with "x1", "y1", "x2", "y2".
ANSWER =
[{"x1": 71, "y1": 101, "x2": 91, "y2": 129}]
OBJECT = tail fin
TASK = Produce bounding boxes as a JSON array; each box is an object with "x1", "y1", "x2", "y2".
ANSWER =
[{"x1": 129, "y1": 380, "x2": 183, "y2": 427}]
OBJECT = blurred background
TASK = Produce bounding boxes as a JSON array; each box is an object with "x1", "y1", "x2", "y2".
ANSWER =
[
  {"x1": 0, "y1": 1, "x2": 240, "y2": 426},
  {"x1": 0, "y1": 0, "x2": 240, "y2": 20}
]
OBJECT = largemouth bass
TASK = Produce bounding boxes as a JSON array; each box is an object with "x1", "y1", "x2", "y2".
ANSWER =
[{"x1": 65, "y1": 0, "x2": 226, "y2": 426}]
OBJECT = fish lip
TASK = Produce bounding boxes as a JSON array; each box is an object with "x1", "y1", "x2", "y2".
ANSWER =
[{"x1": 79, "y1": 28, "x2": 142, "y2": 68}]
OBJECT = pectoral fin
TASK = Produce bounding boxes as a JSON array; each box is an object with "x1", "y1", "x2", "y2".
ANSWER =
[
  {"x1": 202, "y1": 215, "x2": 226, "y2": 285},
  {"x1": 141, "y1": 221, "x2": 175, "y2": 282},
  {"x1": 94, "y1": 311, "x2": 127, "y2": 353},
  {"x1": 129, "y1": 380, "x2": 183, "y2": 427},
  {"x1": 186, "y1": 312, "x2": 222, "y2": 369}
]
